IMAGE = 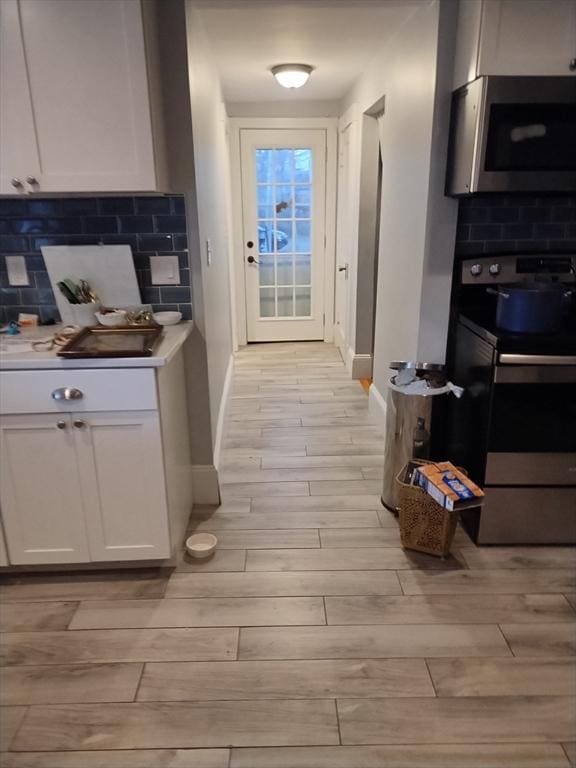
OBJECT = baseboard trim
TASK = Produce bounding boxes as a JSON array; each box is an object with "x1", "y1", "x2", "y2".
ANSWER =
[
  {"x1": 346, "y1": 348, "x2": 373, "y2": 379},
  {"x1": 334, "y1": 324, "x2": 346, "y2": 355},
  {"x1": 368, "y1": 381, "x2": 387, "y2": 426},
  {"x1": 191, "y1": 465, "x2": 220, "y2": 505},
  {"x1": 213, "y1": 353, "x2": 234, "y2": 470}
]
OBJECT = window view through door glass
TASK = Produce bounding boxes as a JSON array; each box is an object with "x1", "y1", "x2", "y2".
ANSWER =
[{"x1": 256, "y1": 148, "x2": 312, "y2": 318}]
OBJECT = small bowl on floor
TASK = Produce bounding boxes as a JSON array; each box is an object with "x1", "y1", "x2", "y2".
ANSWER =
[{"x1": 185, "y1": 533, "x2": 217, "y2": 559}]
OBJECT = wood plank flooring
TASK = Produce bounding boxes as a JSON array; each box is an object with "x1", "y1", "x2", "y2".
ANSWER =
[{"x1": 1, "y1": 341, "x2": 575, "y2": 766}]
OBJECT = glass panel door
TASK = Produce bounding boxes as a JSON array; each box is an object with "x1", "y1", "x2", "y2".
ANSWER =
[
  {"x1": 256, "y1": 147, "x2": 313, "y2": 319},
  {"x1": 241, "y1": 129, "x2": 326, "y2": 342}
]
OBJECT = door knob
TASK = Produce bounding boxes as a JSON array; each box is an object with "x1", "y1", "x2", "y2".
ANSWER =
[
  {"x1": 52, "y1": 387, "x2": 84, "y2": 401},
  {"x1": 247, "y1": 255, "x2": 259, "y2": 265},
  {"x1": 56, "y1": 420, "x2": 67, "y2": 430},
  {"x1": 73, "y1": 419, "x2": 86, "y2": 429},
  {"x1": 11, "y1": 178, "x2": 23, "y2": 188}
]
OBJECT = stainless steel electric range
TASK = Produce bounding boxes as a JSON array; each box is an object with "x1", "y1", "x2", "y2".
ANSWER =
[{"x1": 446, "y1": 252, "x2": 576, "y2": 544}]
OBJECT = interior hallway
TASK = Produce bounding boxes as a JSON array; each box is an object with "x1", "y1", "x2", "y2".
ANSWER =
[{"x1": 0, "y1": 342, "x2": 574, "y2": 767}]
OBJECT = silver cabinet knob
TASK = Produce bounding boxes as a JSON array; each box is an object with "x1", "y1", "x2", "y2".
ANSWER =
[
  {"x1": 11, "y1": 178, "x2": 23, "y2": 188},
  {"x1": 56, "y1": 420, "x2": 67, "y2": 430},
  {"x1": 470, "y1": 264, "x2": 483, "y2": 277},
  {"x1": 51, "y1": 387, "x2": 84, "y2": 402},
  {"x1": 26, "y1": 175, "x2": 38, "y2": 185},
  {"x1": 73, "y1": 419, "x2": 86, "y2": 429},
  {"x1": 489, "y1": 263, "x2": 501, "y2": 276}
]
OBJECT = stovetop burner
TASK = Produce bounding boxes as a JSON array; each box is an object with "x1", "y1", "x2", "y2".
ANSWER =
[{"x1": 456, "y1": 252, "x2": 576, "y2": 355}]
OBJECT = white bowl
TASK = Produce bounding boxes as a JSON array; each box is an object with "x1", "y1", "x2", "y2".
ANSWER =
[
  {"x1": 96, "y1": 310, "x2": 128, "y2": 327},
  {"x1": 153, "y1": 311, "x2": 182, "y2": 326},
  {"x1": 185, "y1": 533, "x2": 217, "y2": 559}
]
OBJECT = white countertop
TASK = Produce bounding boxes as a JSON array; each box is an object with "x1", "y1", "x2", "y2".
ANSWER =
[{"x1": 0, "y1": 322, "x2": 193, "y2": 370}]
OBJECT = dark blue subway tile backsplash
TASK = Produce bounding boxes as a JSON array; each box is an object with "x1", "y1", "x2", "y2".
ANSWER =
[
  {"x1": 456, "y1": 194, "x2": 576, "y2": 257},
  {"x1": 0, "y1": 195, "x2": 191, "y2": 324}
]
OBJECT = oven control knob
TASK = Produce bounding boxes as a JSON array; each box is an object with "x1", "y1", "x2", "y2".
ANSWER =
[
  {"x1": 489, "y1": 263, "x2": 501, "y2": 276},
  {"x1": 470, "y1": 264, "x2": 483, "y2": 277}
]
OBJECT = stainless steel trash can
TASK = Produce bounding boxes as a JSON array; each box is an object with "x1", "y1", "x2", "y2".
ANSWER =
[{"x1": 381, "y1": 362, "x2": 445, "y2": 512}]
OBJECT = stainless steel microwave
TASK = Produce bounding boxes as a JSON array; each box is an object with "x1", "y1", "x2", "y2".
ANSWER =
[{"x1": 446, "y1": 76, "x2": 576, "y2": 195}]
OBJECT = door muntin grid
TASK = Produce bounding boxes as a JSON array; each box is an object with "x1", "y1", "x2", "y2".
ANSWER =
[{"x1": 255, "y1": 147, "x2": 312, "y2": 319}]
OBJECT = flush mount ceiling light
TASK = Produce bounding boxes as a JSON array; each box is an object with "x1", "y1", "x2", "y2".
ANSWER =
[{"x1": 271, "y1": 64, "x2": 314, "y2": 89}]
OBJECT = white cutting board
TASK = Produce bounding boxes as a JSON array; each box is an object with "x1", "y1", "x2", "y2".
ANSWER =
[{"x1": 42, "y1": 245, "x2": 142, "y2": 324}]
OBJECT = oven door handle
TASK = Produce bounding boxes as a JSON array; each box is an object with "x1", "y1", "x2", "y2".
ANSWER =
[
  {"x1": 498, "y1": 354, "x2": 576, "y2": 365},
  {"x1": 494, "y1": 364, "x2": 576, "y2": 384}
]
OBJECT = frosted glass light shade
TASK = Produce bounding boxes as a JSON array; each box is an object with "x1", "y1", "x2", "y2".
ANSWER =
[{"x1": 271, "y1": 64, "x2": 313, "y2": 89}]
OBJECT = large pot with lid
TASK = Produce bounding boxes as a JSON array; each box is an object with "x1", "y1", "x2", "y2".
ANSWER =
[{"x1": 488, "y1": 284, "x2": 572, "y2": 334}]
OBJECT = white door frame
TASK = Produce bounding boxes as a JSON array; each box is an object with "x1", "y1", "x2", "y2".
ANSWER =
[
  {"x1": 334, "y1": 103, "x2": 362, "y2": 362},
  {"x1": 229, "y1": 117, "x2": 338, "y2": 348}
]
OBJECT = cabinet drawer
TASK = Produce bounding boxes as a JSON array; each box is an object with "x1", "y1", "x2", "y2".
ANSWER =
[{"x1": 0, "y1": 369, "x2": 157, "y2": 414}]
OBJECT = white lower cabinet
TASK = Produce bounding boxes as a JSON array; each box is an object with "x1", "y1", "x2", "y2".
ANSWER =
[
  {"x1": 0, "y1": 343, "x2": 194, "y2": 567},
  {"x1": 0, "y1": 410, "x2": 171, "y2": 565},
  {"x1": 0, "y1": 519, "x2": 9, "y2": 566},
  {"x1": 0, "y1": 414, "x2": 91, "y2": 564},
  {"x1": 76, "y1": 411, "x2": 170, "y2": 562}
]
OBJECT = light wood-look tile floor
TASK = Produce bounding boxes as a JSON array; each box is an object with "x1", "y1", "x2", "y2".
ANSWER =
[{"x1": 1, "y1": 341, "x2": 575, "y2": 767}]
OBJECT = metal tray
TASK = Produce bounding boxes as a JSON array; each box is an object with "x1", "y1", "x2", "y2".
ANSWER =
[{"x1": 57, "y1": 325, "x2": 163, "y2": 358}]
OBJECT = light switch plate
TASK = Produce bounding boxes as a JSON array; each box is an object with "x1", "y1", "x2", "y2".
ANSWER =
[
  {"x1": 6, "y1": 255, "x2": 29, "y2": 286},
  {"x1": 150, "y1": 256, "x2": 180, "y2": 285}
]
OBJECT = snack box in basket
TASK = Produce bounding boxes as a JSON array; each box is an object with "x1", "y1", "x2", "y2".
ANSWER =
[{"x1": 414, "y1": 461, "x2": 484, "y2": 512}]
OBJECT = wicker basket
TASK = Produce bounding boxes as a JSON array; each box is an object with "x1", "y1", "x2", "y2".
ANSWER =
[{"x1": 396, "y1": 460, "x2": 459, "y2": 558}]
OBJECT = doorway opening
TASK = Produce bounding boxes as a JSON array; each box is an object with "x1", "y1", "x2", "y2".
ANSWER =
[{"x1": 231, "y1": 119, "x2": 337, "y2": 346}]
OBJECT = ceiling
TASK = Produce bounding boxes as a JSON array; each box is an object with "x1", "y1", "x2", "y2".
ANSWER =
[{"x1": 195, "y1": 1, "x2": 424, "y2": 103}]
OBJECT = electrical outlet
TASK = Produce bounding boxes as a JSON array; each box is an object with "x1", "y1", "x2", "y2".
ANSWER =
[
  {"x1": 150, "y1": 256, "x2": 180, "y2": 285},
  {"x1": 6, "y1": 255, "x2": 29, "y2": 286},
  {"x1": 206, "y1": 239, "x2": 212, "y2": 266}
]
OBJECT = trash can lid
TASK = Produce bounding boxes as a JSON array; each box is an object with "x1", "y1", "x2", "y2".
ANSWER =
[{"x1": 389, "y1": 361, "x2": 445, "y2": 372}]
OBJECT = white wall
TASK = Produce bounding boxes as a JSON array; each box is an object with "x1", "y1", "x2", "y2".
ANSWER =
[
  {"x1": 185, "y1": 2, "x2": 235, "y2": 449},
  {"x1": 227, "y1": 101, "x2": 340, "y2": 118},
  {"x1": 145, "y1": 0, "x2": 213, "y2": 472},
  {"x1": 339, "y1": 0, "x2": 458, "y2": 414}
]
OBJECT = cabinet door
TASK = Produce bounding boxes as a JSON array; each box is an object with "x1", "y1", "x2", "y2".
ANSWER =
[
  {"x1": 75, "y1": 411, "x2": 171, "y2": 561},
  {"x1": 0, "y1": 517, "x2": 10, "y2": 567},
  {"x1": 0, "y1": 415, "x2": 90, "y2": 564},
  {"x1": 11, "y1": 0, "x2": 156, "y2": 193},
  {"x1": 0, "y1": 0, "x2": 41, "y2": 195},
  {"x1": 479, "y1": 0, "x2": 576, "y2": 76}
]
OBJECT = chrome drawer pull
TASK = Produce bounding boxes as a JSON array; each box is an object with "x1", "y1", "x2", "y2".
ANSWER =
[{"x1": 51, "y1": 387, "x2": 84, "y2": 402}]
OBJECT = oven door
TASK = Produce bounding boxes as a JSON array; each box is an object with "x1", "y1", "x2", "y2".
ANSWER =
[
  {"x1": 486, "y1": 355, "x2": 576, "y2": 486},
  {"x1": 476, "y1": 76, "x2": 576, "y2": 193}
]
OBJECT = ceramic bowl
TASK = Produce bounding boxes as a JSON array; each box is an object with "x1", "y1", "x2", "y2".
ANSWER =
[
  {"x1": 153, "y1": 311, "x2": 182, "y2": 326},
  {"x1": 185, "y1": 533, "x2": 217, "y2": 559},
  {"x1": 95, "y1": 310, "x2": 128, "y2": 327}
]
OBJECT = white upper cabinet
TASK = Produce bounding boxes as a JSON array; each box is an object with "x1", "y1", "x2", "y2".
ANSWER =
[
  {"x1": 0, "y1": 0, "x2": 159, "y2": 194},
  {"x1": 454, "y1": 0, "x2": 576, "y2": 89},
  {"x1": 0, "y1": 0, "x2": 42, "y2": 196}
]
